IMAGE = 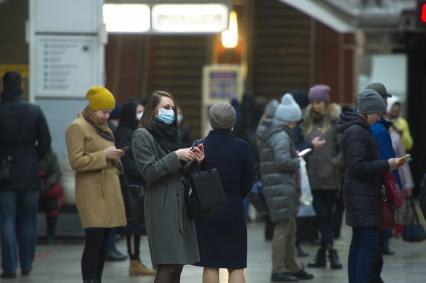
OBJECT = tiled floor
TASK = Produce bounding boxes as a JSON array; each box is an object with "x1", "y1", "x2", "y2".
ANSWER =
[{"x1": 5, "y1": 222, "x2": 426, "y2": 282}]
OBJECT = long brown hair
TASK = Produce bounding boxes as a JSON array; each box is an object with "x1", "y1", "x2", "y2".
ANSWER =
[{"x1": 139, "y1": 90, "x2": 178, "y2": 129}]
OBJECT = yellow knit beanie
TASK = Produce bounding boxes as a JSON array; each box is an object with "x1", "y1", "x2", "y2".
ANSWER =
[{"x1": 86, "y1": 85, "x2": 116, "y2": 111}]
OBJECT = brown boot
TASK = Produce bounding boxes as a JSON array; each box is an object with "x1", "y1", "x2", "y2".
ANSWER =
[{"x1": 129, "y1": 260, "x2": 157, "y2": 276}]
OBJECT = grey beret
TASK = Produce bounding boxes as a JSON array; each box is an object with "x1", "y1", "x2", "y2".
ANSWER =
[
  {"x1": 357, "y1": 89, "x2": 386, "y2": 114},
  {"x1": 209, "y1": 103, "x2": 236, "y2": 130}
]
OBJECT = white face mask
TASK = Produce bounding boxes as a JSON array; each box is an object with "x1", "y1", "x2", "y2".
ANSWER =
[{"x1": 136, "y1": 112, "x2": 143, "y2": 121}]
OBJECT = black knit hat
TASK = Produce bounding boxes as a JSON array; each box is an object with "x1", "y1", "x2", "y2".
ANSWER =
[{"x1": 290, "y1": 90, "x2": 309, "y2": 109}]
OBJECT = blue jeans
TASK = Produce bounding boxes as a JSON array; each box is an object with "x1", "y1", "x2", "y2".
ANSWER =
[
  {"x1": 348, "y1": 227, "x2": 380, "y2": 283},
  {"x1": 0, "y1": 190, "x2": 39, "y2": 273}
]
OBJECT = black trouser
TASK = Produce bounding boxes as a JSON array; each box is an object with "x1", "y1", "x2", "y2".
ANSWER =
[
  {"x1": 333, "y1": 190, "x2": 345, "y2": 239},
  {"x1": 369, "y1": 231, "x2": 385, "y2": 283},
  {"x1": 81, "y1": 228, "x2": 111, "y2": 280},
  {"x1": 126, "y1": 234, "x2": 141, "y2": 260},
  {"x1": 312, "y1": 190, "x2": 338, "y2": 248}
]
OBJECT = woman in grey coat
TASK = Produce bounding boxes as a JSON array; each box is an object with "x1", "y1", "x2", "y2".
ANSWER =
[
  {"x1": 132, "y1": 90, "x2": 203, "y2": 283},
  {"x1": 257, "y1": 94, "x2": 313, "y2": 282}
]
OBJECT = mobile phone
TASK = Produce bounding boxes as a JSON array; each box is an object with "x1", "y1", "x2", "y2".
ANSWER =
[
  {"x1": 400, "y1": 153, "x2": 411, "y2": 162},
  {"x1": 297, "y1": 148, "x2": 312, "y2": 157}
]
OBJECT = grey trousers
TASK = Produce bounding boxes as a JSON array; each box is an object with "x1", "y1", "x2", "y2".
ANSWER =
[{"x1": 271, "y1": 217, "x2": 301, "y2": 273}]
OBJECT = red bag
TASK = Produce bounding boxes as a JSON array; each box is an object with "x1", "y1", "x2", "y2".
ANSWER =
[
  {"x1": 380, "y1": 189, "x2": 395, "y2": 229},
  {"x1": 383, "y1": 172, "x2": 404, "y2": 208}
]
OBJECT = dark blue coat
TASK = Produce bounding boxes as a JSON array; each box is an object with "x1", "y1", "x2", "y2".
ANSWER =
[
  {"x1": 0, "y1": 90, "x2": 51, "y2": 190},
  {"x1": 194, "y1": 130, "x2": 254, "y2": 268}
]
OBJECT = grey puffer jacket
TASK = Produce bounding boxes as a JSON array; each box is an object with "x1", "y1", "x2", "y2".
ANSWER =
[{"x1": 257, "y1": 118, "x2": 300, "y2": 223}]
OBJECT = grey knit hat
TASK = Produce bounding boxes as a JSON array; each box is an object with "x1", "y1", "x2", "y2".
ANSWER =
[
  {"x1": 366, "y1": 82, "x2": 392, "y2": 98},
  {"x1": 264, "y1": 99, "x2": 279, "y2": 119},
  {"x1": 357, "y1": 89, "x2": 386, "y2": 114},
  {"x1": 209, "y1": 103, "x2": 236, "y2": 130},
  {"x1": 274, "y1": 93, "x2": 302, "y2": 122}
]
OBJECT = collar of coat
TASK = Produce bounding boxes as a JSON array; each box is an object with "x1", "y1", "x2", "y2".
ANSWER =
[{"x1": 0, "y1": 90, "x2": 21, "y2": 102}]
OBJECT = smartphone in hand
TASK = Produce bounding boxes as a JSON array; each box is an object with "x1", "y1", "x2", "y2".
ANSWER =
[
  {"x1": 400, "y1": 153, "x2": 412, "y2": 162},
  {"x1": 297, "y1": 148, "x2": 312, "y2": 158}
]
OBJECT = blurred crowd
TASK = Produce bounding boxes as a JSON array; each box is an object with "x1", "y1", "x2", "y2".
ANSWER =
[{"x1": 1, "y1": 71, "x2": 426, "y2": 283}]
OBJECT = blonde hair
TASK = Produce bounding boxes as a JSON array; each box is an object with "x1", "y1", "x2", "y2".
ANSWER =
[{"x1": 303, "y1": 104, "x2": 334, "y2": 135}]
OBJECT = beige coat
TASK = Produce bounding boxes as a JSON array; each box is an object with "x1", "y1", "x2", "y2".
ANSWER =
[{"x1": 65, "y1": 116, "x2": 126, "y2": 228}]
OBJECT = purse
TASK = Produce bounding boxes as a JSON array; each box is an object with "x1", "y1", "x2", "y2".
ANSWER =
[
  {"x1": 383, "y1": 171, "x2": 404, "y2": 208},
  {"x1": 120, "y1": 175, "x2": 145, "y2": 225},
  {"x1": 247, "y1": 180, "x2": 269, "y2": 216},
  {"x1": 183, "y1": 163, "x2": 227, "y2": 220},
  {"x1": 402, "y1": 198, "x2": 426, "y2": 242}
]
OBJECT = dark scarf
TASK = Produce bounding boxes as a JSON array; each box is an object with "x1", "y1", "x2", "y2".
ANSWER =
[
  {"x1": 312, "y1": 110, "x2": 325, "y2": 123},
  {"x1": 148, "y1": 119, "x2": 181, "y2": 152},
  {"x1": 82, "y1": 107, "x2": 115, "y2": 142}
]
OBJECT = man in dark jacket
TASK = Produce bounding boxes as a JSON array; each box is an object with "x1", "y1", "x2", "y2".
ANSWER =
[
  {"x1": 0, "y1": 72, "x2": 51, "y2": 278},
  {"x1": 338, "y1": 89, "x2": 404, "y2": 283}
]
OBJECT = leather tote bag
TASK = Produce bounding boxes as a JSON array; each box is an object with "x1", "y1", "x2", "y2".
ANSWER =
[{"x1": 184, "y1": 165, "x2": 227, "y2": 220}]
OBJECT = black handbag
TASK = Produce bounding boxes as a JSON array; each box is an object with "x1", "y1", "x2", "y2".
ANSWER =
[
  {"x1": 183, "y1": 163, "x2": 227, "y2": 220},
  {"x1": 402, "y1": 199, "x2": 426, "y2": 242},
  {"x1": 120, "y1": 175, "x2": 145, "y2": 225},
  {"x1": 248, "y1": 179, "x2": 269, "y2": 216}
]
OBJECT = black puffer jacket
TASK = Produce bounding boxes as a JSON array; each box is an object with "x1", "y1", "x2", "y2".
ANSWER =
[
  {"x1": 337, "y1": 111, "x2": 389, "y2": 228},
  {"x1": 0, "y1": 90, "x2": 51, "y2": 190}
]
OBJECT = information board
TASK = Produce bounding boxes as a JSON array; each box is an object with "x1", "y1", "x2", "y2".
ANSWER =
[
  {"x1": 34, "y1": 36, "x2": 98, "y2": 97},
  {"x1": 202, "y1": 65, "x2": 243, "y2": 105}
]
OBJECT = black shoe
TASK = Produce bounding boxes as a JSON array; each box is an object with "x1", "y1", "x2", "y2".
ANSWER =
[
  {"x1": 1, "y1": 272, "x2": 17, "y2": 279},
  {"x1": 265, "y1": 223, "x2": 274, "y2": 241},
  {"x1": 291, "y1": 269, "x2": 314, "y2": 280},
  {"x1": 328, "y1": 248, "x2": 343, "y2": 269},
  {"x1": 105, "y1": 249, "x2": 127, "y2": 261},
  {"x1": 271, "y1": 272, "x2": 298, "y2": 282},
  {"x1": 307, "y1": 248, "x2": 326, "y2": 268},
  {"x1": 21, "y1": 268, "x2": 32, "y2": 276},
  {"x1": 382, "y1": 247, "x2": 395, "y2": 256},
  {"x1": 296, "y1": 244, "x2": 309, "y2": 257}
]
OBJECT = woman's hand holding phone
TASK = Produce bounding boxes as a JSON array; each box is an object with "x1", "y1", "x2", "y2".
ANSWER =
[
  {"x1": 104, "y1": 146, "x2": 124, "y2": 161},
  {"x1": 191, "y1": 144, "x2": 205, "y2": 164}
]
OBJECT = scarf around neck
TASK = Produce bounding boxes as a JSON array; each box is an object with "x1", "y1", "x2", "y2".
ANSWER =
[
  {"x1": 148, "y1": 118, "x2": 181, "y2": 152},
  {"x1": 82, "y1": 107, "x2": 115, "y2": 142}
]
